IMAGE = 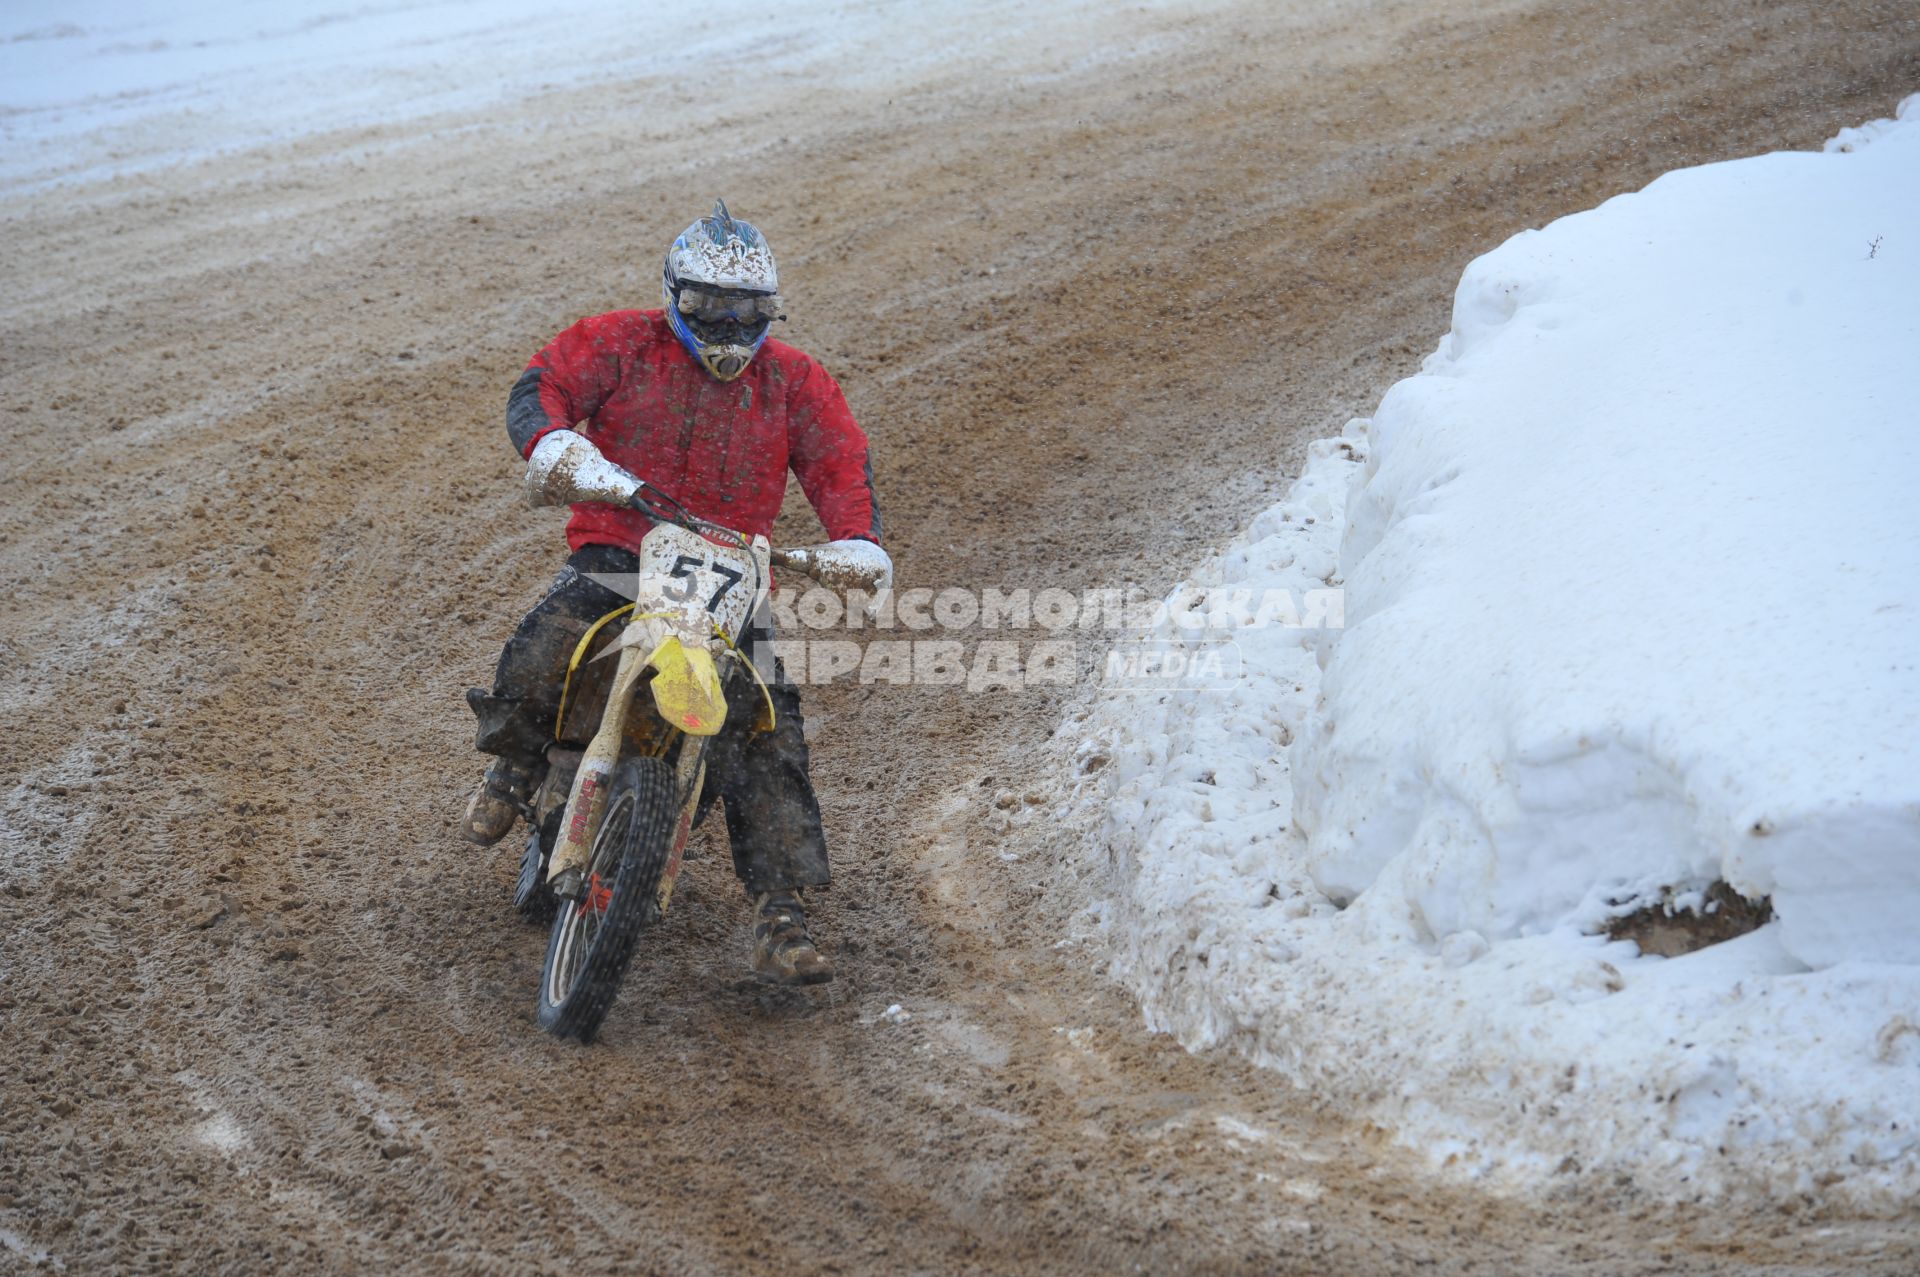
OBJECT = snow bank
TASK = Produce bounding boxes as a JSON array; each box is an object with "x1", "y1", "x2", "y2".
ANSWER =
[
  {"x1": 1061, "y1": 96, "x2": 1920, "y2": 1202},
  {"x1": 1297, "y1": 101, "x2": 1920, "y2": 970}
]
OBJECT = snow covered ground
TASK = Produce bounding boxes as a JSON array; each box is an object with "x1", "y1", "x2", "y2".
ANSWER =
[
  {"x1": 0, "y1": 0, "x2": 1217, "y2": 191},
  {"x1": 1060, "y1": 95, "x2": 1920, "y2": 1202}
]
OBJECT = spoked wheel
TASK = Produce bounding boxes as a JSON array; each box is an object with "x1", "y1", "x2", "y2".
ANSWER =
[{"x1": 537, "y1": 757, "x2": 678, "y2": 1042}]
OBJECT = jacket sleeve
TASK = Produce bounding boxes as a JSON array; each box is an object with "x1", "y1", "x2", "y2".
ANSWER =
[
  {"x1": 505, "y1": 314, "x2": 624, "y2": 459},
  {"x1": 786, "y1": 356, "x2": 883, "y2": 545}
]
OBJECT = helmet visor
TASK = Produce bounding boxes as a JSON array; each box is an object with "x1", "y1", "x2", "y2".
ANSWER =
[{"x1": 675, "y1": 286, "x2": 785, "y2": 325}]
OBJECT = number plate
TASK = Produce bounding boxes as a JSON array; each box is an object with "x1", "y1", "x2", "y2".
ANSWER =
[{"x1": 634, "y1": 522, "x2": 766, "y2": 643}]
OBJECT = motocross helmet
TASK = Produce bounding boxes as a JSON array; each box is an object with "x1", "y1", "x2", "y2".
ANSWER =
[{"x1": 662, "y1": 199, "x2": 785, "y2": 381}]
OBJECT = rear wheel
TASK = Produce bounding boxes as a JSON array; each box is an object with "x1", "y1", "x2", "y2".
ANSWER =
[{"x1": 536, "y1": 757, "x2": 677, "y2": 1042}]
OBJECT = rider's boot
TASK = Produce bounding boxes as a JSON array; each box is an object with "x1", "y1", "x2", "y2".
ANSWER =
[
  {"x1": 460, "y1": 755, "x2": 542, "y2": 846},
  {"x1": 750, "y1": 889, "x2": 835, "y2": 986}
]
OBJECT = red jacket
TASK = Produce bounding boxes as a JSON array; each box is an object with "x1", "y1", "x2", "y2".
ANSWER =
[{"x1": 507, "y1": 309, "x2": 881, "y2": 553}]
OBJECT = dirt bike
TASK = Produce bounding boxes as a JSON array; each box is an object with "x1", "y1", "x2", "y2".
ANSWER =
[{"x1": 515, "y1": 433, "x2": 882, "y2": 1042}]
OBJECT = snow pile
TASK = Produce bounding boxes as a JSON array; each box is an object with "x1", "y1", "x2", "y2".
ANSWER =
[
  {"x1": 1297, "y1": 102, "x2": 1920, "y2": 971},
  {"x1": 1062, "y1": 96, "x2": 1920, "y2": 1202}
]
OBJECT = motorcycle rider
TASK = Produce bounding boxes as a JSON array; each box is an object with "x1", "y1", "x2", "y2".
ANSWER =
[{"x1": 462, "y1": 200, "x2": 890, "y2": 986}]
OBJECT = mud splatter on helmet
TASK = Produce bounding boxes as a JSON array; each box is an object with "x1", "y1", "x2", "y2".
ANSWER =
[{"x1": 662, "y1": 199, "x2": 785, "y2": 381}]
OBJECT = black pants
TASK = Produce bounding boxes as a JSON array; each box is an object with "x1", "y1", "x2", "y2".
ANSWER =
[{"x1": 468, "y1": 544, "x2": 829, "y2": 894}]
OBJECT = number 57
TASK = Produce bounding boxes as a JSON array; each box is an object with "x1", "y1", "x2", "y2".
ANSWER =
[{"x1": 666, "y1": 554, "x2": 744, "y2": 612}]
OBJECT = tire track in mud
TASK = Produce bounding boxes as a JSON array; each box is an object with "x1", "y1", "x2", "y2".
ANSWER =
[{"x1": 2, "y1": 0, "x2": 1917, "y2": 1272}]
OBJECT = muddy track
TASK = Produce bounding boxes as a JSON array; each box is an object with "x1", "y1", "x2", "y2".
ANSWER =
[{"x1": 3, "y1": 1, "x2": 1917, "y2": 1272}]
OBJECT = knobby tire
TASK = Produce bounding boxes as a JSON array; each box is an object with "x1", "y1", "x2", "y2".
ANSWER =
[{"x1": 536, "y1": 756, "x2": 677, "y2": 1042}]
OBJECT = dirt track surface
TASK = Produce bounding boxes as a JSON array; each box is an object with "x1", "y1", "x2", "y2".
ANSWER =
[{"x1": 4, "y1": 1, "x2": 1918, "y2": 1272}]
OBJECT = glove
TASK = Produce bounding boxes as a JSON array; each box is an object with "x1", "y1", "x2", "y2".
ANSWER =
[
  {"x1": 828, "y1": 538, "x2": 894, "y2": 596},
  {"x1": 524, "y1": 430, "x2": 645, "y2": 509},
  {"x1": 834, "y1": 539, "x2": 893, "y2": 627}
]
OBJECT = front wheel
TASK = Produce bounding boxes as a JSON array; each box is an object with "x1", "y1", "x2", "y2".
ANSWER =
[{"x1": 537, "y1": 756, "x2": 677, "y2": 1042}]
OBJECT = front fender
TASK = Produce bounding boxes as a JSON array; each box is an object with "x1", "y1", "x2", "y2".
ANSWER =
[{"x1": 646, "y1": 636, "x2": 727, "y2": 737}]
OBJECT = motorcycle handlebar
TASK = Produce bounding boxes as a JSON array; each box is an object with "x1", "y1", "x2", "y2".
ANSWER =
[{"x1": 613, "y1": 481, "x2": 883, "y2": 593}]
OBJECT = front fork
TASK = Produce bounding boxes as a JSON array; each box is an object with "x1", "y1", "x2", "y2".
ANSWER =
[
  {"x1": 545, "y1": 639, "x2": 709, "y2": 917},
  {"x1": 654, "y1": 750, "x2": 704, "y2": 919}
]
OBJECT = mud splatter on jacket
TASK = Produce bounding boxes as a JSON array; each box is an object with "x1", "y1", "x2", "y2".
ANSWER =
[{"x1": 507, "y1": 309, "x2": 882, "y2": 552}]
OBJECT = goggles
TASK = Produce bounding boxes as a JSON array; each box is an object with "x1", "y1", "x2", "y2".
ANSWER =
[{"x1": 675, "y1": 287, "x2": 786, "y2": 326}]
